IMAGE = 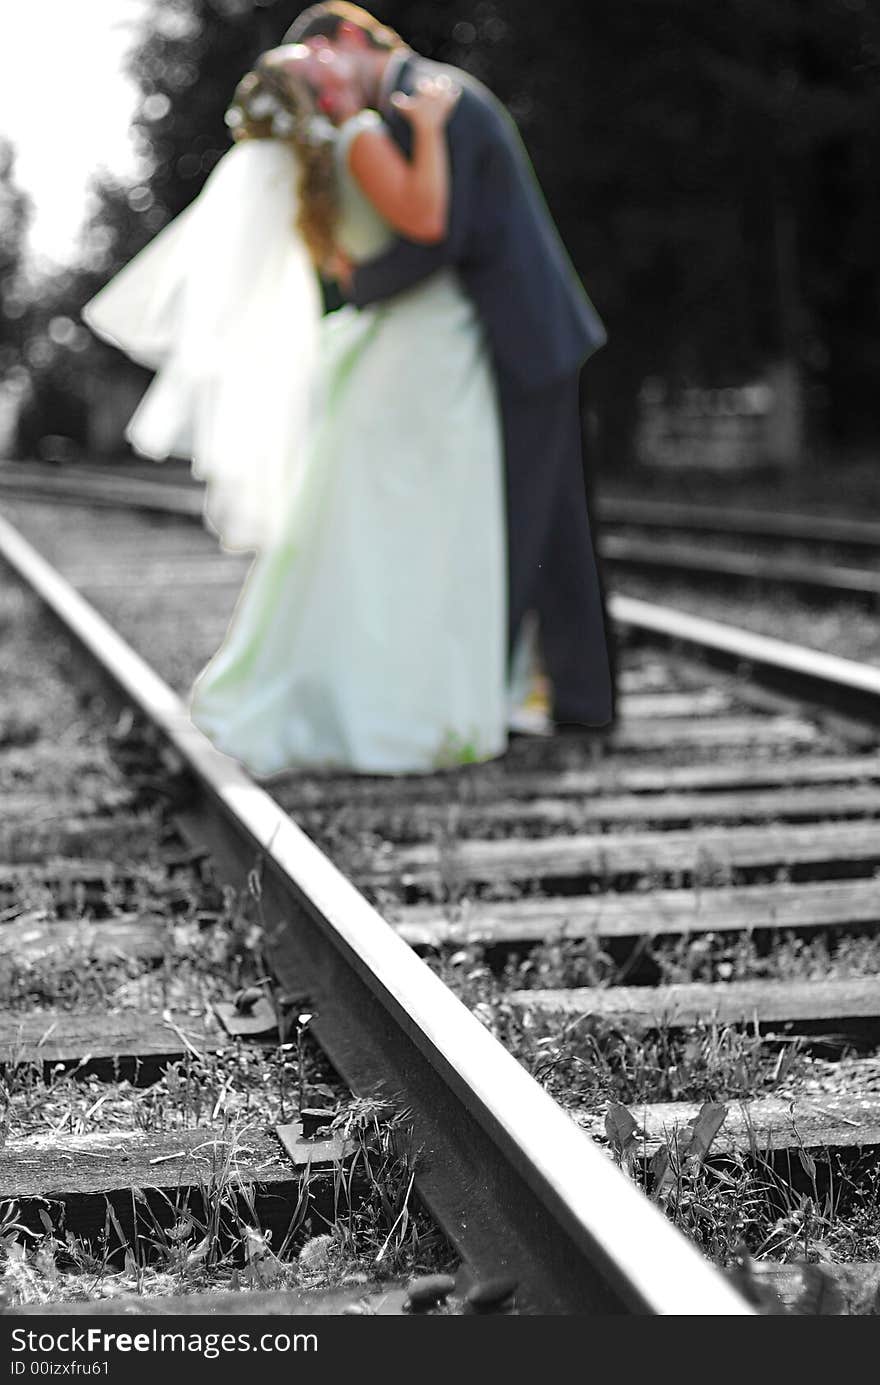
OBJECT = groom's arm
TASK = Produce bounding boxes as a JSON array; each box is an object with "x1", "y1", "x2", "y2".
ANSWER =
[
  {"x1": 349, "y1": 238, "x2": 453, "y2": 309},
  {"x1": 350, "y1": 98, "x2": 484, "y2": 309}
]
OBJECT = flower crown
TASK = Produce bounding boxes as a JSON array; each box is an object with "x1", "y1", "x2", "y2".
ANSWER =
[{"x1": 226, "y1": 77, "x2": 336, "y2": 147}]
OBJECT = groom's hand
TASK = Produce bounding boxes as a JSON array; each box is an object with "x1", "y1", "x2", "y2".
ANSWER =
[{"x1": 391, "y1": 75, "x2": 461, "y2": 130}]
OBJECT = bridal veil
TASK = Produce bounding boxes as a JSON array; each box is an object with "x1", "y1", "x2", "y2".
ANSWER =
[{"x1": 82, "y1": 138, "x2": 321, "y2": 552}]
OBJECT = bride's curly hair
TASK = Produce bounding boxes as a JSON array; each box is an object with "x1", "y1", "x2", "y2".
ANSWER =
[{"x1": 226, "y1": 65, "x2": 338, "y2": 268}]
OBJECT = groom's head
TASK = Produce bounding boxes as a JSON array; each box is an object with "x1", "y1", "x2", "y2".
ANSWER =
[
  {"x1": 266, "y1": 3, "x2": 404, "y2": 122},
  {"x1": 284, "y1": 3, "x2": 402, "y2": 50}
]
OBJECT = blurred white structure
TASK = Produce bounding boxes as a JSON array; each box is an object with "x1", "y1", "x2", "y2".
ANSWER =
[
  {"x1": 0, "y1": 377, "x2": 29, "y2": 458},
  {"x1": 637, "y1": 364, "x2": 804, "y2": 469}
]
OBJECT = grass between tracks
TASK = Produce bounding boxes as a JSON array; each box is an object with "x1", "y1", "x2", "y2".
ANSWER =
[
  {"x1": 0, "y1": 593, "x2": 454, "y2": 1307},
  {"x1": 424, "y1": 941, "x2": 880, "y2": 1293},
  {"x1": 302, "y1": 792, "x2": 880, "y2": 1309},
  {"x1": 0, "y1": 1104, "x2": 448, "y2": 1311},
  {"x1": 5, "y1": 582, "x2": 880, "y2": 1311},
  {"x1": 0, "y1": 869, "x2": 454, "y2": 1308}
]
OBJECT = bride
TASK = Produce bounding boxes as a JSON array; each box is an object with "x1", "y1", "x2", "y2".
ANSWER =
[{"x1": 85, "y1": 48, "x2": 510, "y2": 775}]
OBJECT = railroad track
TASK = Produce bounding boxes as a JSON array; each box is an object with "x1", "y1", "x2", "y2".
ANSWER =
[
  {"x1": 598, "y1": 495, "x2": 880, "y2": 609},
  {"x1": 6, "y1": 461, "x2": 880, "y2": 608},
  {"x1": 599, "y1": 495, "x2": 880, "y2": 556},
  {"x1": 0, "y1": 484, "x2": 750, "y2": 1317},
  {"x1": 4, "y1": 469, "x2": 880, "y2": 1315}
]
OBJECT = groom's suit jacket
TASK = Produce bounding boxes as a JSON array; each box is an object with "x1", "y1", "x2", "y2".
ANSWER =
[{"x1": 350, "y1": 53, "x2": 606, "y2": 390}]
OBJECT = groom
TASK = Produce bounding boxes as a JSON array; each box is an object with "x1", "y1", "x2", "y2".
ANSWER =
[{"x1": 280, "y1": 2, "x2": 613, "y2": 728}]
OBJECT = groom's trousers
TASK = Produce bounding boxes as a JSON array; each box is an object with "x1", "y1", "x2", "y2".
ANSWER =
[{"x1": 497, "y1": 371, "x2": 615, "y2": 727}]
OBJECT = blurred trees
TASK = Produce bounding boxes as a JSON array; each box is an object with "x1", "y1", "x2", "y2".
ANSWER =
[
  {"x1": 399, "y1": 0, "x2": 880, "y2": 462},
  {"x1": 16, "y1": 0, "x2": 291, "y2": 458},
  {"x1": 18, "y1": 0, "x2": 880, "y2": 466},
  {"x1": 0, "y1": 141, "x2": 31, "y2": 376},
  {"x1": 105, "y1": 0, "x2": 288, "y2": 257},
  {"x1": 0, "y1": 143, "x2": 34, "y2": 453}
]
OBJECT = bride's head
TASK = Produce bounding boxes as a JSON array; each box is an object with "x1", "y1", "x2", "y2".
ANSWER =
[{"x1": 226, "y1": 59, "x2": 338, "y2": 268}]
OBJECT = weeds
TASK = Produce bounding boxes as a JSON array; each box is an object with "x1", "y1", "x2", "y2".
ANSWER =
[
  {"x1": 0, "y1": 1096, "x2": 453, "y2": 1308},
  {"x1": 603, "y1": 1096, "x2": 880, "y2": 1312},
  {"x1": 429, "y1": 944, "x2": 806, "y2": 1107},
  {"x1": 652, "y1": 928, "x2": 880, "y2": 986}
]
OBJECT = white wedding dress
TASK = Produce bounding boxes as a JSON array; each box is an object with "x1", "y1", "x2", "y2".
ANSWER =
[{"x1": 85, "y1": 113, "x2": 509, "y2": 774}]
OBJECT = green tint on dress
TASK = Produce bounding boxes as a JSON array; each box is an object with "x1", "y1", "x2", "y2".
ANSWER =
[{"x1": 190, "y1": 110, "x2": 508, "y2": 774}]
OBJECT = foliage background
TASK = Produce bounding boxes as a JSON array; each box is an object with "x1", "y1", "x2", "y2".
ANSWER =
[{"x1": 5, "y1": 0, "x2": 880, "y2": 466}]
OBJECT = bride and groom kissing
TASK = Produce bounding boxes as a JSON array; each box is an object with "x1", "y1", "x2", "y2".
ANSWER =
[{"x1": 84, "y1": 2, "x2": 613, "y2": 775}]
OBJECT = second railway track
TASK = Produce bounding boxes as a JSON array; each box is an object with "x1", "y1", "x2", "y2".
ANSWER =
[
  {"x1": 4, "y1": 471, "x2": 880, "y2": 1315},
  {"x1": 599, "y1": 493, "x2": 880, "y2": 624}
]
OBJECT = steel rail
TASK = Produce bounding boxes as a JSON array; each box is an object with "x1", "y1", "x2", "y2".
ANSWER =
[
  {"x1": 0, "y1": 511, "x2": 751, "y2": 1314},
  {"x1": 5, "y1": 470, "x2": 880, "y2": 557},
  {"x1": 600, "y1": 496, "x2": 880, "y2": 551},
  {"x1": 603, "y1": 536, "x2": 880, "y2": 602},
  {"x1": 611, "y1": 593, "x2": 880, "y2": 725},
  {"x1": 0, "y1": 465, "x2": 202, "y2": 520}
]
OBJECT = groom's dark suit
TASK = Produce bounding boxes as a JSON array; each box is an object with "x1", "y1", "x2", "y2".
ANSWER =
[{"x1": 350, "y1": 52, "x2": 613, "y2": 725}]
